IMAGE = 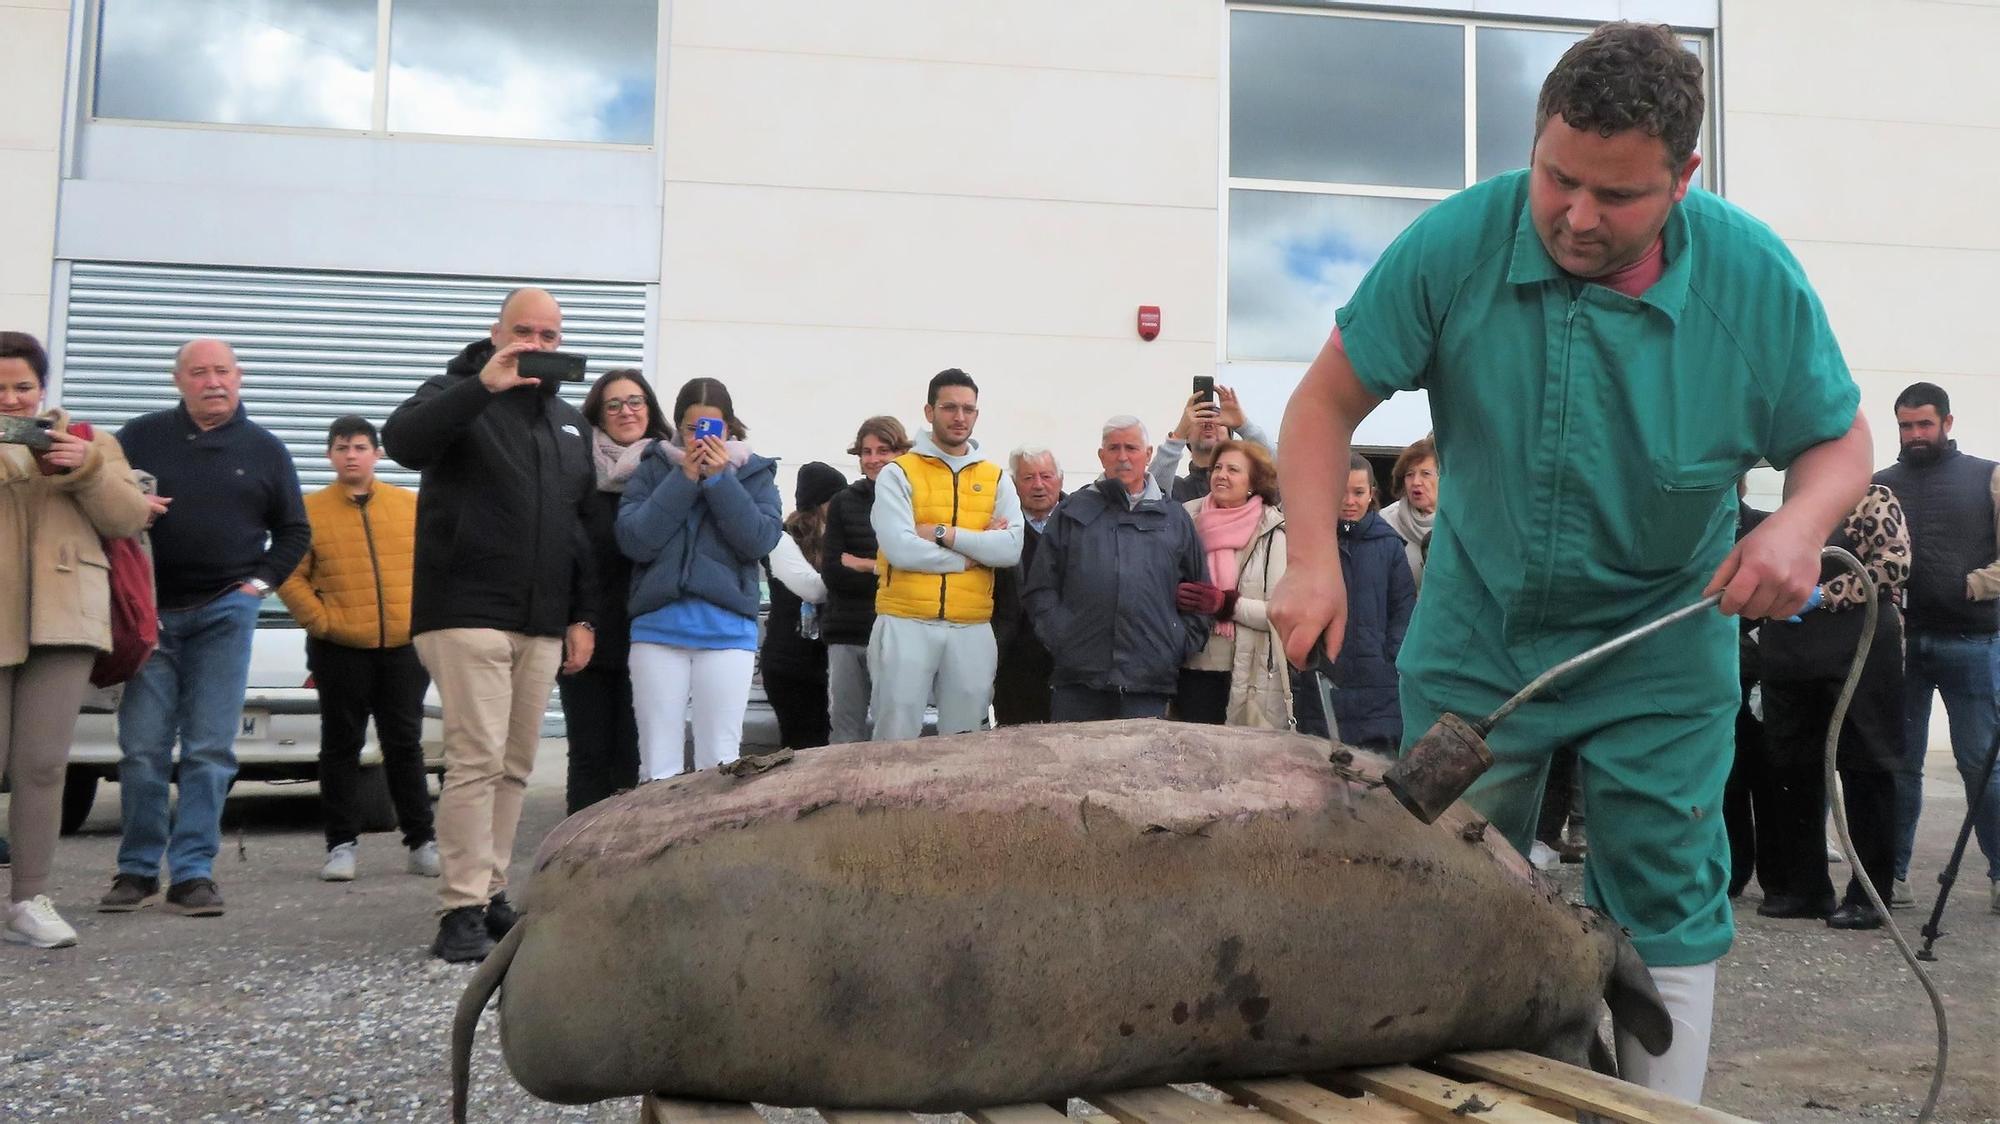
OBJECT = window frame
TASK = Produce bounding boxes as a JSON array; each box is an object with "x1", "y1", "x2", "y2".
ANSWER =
[
  {"x1": 1218, "y1": 3, "x2": 1717, "y2": 366},
  {"x1": 82, "y1": 0, "x2": 660, "y2": 151}
]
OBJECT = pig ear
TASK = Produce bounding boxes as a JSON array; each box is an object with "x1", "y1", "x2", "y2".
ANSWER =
[{"x1": 1605, "y1": 937, "x2": 1673, "y2": 1056}]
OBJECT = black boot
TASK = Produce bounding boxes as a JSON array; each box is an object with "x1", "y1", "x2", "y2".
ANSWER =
[
  {"x1": 1826, "y1": 901, "x2": 1884, "y2": 930},
  {"x1": 432, "y1": 906, "x2": 494, "y2": 962},
  {"x1": 1756, "y1": 893, "x2": 1835, "y2": 920}
]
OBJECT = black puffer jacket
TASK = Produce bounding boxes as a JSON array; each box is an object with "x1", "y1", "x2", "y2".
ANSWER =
[
  {"x1": 1022, "y1": 479, "x2": 1210, "y2": 696},
  {"x1": 384, "y1": 339, "x2": 596, "y2": 638},
  {"x1": 818, "y1": 479, "x2": 881, "y2": 646}
]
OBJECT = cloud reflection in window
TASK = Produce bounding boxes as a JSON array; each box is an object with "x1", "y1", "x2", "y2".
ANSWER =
[
  {"x1": 93, "y1": 0, "x2": 657, "y2": 145},
  {"x1": 1227, "y1": 190, "x2": 1431, "y2": 363},
  {"x1": 387, "y1": 0, "x2": 656, "y2": 144},
  {"x1": 95, "y1": 0, "x2": 378, "y2": 130}
]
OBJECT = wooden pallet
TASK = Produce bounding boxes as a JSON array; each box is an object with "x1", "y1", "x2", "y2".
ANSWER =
[{"x1": 640, "y1": 1050, "x2": 1758, "y2": 1124}]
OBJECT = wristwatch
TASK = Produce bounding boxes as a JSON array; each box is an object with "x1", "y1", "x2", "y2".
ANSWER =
[
  {"x1": 248, "y1": 578, "x2": 273, "y2": 597},
  {"x1": 932, "y1": 524, "x2": 947, "y2": 545}
]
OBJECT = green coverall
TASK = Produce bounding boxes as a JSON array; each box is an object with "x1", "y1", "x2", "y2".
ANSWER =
[{"x1": 1337, "y1": 171, "x2": 1860, "y2": 966}]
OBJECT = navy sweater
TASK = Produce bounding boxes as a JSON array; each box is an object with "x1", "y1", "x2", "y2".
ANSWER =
[{"x1": 117, "y1": 404, "x2": 311, "y2": 610}]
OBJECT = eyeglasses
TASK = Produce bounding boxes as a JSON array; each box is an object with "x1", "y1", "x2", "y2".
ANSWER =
[{"x1": 603, "y1": 396, "x2": 648, "y2": 415}]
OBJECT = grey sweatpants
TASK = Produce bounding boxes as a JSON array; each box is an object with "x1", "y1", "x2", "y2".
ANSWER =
[
  {"x1": 826, "y1": 643, "x2": 873, "y2": 745},
  {"x1": 866, "y1": 616, "x2": 996, "y2": 741}
]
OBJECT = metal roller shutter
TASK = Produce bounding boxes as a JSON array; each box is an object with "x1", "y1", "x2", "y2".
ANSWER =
[{"x1": 57, "y1": 261, "x2": 648, "y2": 489}]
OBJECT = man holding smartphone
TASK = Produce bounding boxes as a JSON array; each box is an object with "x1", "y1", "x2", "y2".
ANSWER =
[
  {"x1": 1150, "y1": 379, "x2": 1276, "y2": 503},
  {"x1": 383, "y1": 287, "x2": 598, "y2": 963},
  {"x1": 867, "y1": 368, "x2": 1023, "y2": 741}
]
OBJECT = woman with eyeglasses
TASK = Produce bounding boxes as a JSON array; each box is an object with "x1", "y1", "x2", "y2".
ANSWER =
[
  {"x1": 1380, "y1": 434, "x2": 1439, "y2": 592},
  {"x1": 563, "y1": 369, "x2": 669, "y2": 812},
  {"x1": 617, "y1": 377, "x2": 782, "y2": 779}
]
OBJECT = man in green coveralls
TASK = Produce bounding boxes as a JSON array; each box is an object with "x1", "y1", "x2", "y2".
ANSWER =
[{"x1": 1269, "y1": 24, "x2": 1871, "y2": 1102}]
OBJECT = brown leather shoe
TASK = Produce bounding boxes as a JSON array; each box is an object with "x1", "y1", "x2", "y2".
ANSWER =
[
  {"x1": 97, "y1": 874, "x2": 161, "y2": 912},
  {"x1": 165, "y1": 878, "x2": 226, "y2": 917}
]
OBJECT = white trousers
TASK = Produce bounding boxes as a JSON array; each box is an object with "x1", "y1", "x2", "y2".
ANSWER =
[
  {"x1": 866, "y1": 616, "x2": 996, "y2": 741},
  {"x1": 629, "y1": 643, "x2": 756, "y2": 779},
  {"x1": 1615, "y1": 960, "x2": 1716, "y2": 1104}
]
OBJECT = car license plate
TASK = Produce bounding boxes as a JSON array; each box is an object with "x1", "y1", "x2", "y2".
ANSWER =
[{"x1": 239, "y1": 710, "x2": 270, "y2": 740}]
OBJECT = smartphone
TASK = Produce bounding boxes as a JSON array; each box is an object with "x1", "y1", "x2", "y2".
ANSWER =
[
  {"x1": 1191, "y1": 375, "x2": 1216, "y2": 403},
  {"x1": 0, "y1": 414, "x2": 54, "y2": 451},
  {"x1": 693, "y1": 416, "x2": 727, "y2": 442},
  {"x1": 517, "y1": 350, "x2": 588, "y2": 383}
]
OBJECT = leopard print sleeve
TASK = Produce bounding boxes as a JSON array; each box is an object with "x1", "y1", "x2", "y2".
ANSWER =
[{"x1": 1823, "y1": 483, "x2": 1910, "y2": 609}]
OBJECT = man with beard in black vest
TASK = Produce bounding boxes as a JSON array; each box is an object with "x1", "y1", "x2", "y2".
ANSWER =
[{"x1": 1874, "y1": 381, "x2": 2000, "y2": 915}]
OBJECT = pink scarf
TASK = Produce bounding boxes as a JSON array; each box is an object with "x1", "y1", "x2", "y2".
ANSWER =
[{"x1": 1195, "y1": 495, "x2": 1264, "y2": 639}]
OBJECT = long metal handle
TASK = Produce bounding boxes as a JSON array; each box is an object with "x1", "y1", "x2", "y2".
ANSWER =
[{"x1": 1479, "y1": 593, "x2": 1723, "y2": 732}]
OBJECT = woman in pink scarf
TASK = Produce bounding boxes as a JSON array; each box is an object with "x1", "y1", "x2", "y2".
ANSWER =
[{"x1": 1176, "y1": 441, "x2": 1290, "y2": 727}]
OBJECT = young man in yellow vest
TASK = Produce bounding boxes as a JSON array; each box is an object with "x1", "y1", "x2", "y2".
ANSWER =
[
  {"x1": 867, "y1": 369, "x2": 1024, "y2": 739},
  {"x1": 279, "y1": 415, "x2": 437, "y2": 884}
]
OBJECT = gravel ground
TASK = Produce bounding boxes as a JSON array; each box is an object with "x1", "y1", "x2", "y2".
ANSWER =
[{"x1": 1, "y1": 739, "x2": 1994, "y2": 1123}]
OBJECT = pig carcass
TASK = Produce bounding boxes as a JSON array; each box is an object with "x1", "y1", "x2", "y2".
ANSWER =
[{"x1": 452, "y1": 720, "x2": 1667, "y2": 1120}]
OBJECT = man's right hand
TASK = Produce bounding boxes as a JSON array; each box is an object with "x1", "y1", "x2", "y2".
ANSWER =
[
  {"x1": 478, "y1": 341, "x2": 543, "y2": 394},
  {"x1": 1175, "y1": 393, "x2": 1220, "y2": 441},
  {"x1": 1270, "y1": 559, "x2": 1348, "y2": 669},
  {"x1": 143, "y1": 494, "x2": 172, "y2": 528}
]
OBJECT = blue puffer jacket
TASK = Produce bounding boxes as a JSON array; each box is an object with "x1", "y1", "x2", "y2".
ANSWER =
[
  {"x1": 1297, "y1": 510, "x2": 1416, "y2": 748},
  {"x1": 615, "y1": 444, "x2": 784, "y2": 620}
]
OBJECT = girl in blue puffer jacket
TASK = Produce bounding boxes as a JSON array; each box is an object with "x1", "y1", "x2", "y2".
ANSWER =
[
  {"x1": 616, "y1": 378, "x2": 783, "y2": 779},
  {"x1": 1293, "y1": 453, "x2": 1416, "y2": 751}
]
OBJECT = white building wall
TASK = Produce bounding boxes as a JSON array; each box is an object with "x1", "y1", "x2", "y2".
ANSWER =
[
  {"x1": 656, "y1": 0, "x2": 1222, "y2": 488},
  {"x1": 0, "y1": 0, "x2": 70, "y2": 335},
  {"x1": 1722, "y1": 0, "x2": 2000, "y2": 471}
]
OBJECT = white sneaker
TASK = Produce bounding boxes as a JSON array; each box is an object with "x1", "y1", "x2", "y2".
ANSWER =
[
  {"x1": 320, "y1": 842, "x2": 357, "y2": 882},
  {"x1": 5, "y1": 895, "x2": 79, "y2": 949},
  {"x1": 1826, "y1": 839, "x2": 1845, "y2": 864},
  {"x1": 1890, "y1": 877, "x2": 1916, "y2": 910},
  {"x1": 1528, "y1": 841, "x2": 1562, "y2": 871},
  {"x1": 407, "y1": 840, "x2": 441, "y2": 878}
]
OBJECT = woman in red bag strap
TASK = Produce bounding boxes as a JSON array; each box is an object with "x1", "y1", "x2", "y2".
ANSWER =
[{"x1": 0, "y1": 331, "x2": 151, "y2": 949}]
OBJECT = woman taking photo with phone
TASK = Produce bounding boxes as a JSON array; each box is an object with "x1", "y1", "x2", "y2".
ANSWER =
[
  {"x1": 616, "y1": 377, "x2": 782, "y2": 779},
  {"x1": 1, "y1": 331, "x2": 151, "y2": 947},
  {"x1": 562, "y1": 368, "x2": 669, "y2": 812}
]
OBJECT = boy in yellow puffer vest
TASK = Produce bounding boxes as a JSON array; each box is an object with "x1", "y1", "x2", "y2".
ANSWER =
[
  {"x1": 867, "y1": 370, "x2": 1023, "y2": 739},
  {"x1": 278, "y1": 416, "x2": 437, "y2": 883}
]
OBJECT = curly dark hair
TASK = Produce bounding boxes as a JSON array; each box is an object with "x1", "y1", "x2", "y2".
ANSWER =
[{"x1": 1536, "y1": 22, "x2": 1704, "y2": 169}]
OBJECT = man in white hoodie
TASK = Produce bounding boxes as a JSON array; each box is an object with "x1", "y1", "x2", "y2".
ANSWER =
[{"x1": 867, "y1": 369, "x2": 1024, "y2": 740}]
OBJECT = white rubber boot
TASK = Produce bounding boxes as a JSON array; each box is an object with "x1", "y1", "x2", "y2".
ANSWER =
[{"x1": 1614, "y1": 960, "x2": 1716, "y2": 1103}]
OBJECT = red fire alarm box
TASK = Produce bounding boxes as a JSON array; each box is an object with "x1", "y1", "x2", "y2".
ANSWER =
[{"x1": 1137, "y1": 306, "x2": 1161, "y2": 341}]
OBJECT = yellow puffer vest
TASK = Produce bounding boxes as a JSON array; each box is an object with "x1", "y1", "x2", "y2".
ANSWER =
[{"x1": 876, "y1": 452, "x2": 1002, "y2": 624}]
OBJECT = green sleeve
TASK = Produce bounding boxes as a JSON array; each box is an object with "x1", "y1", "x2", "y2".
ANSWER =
[
  {"x1": 1333, "y1": 213, "x2": 1452, "y2": 400},
  {"x1": 1763, "y1": 282, "x2": 1860, "y2": 470}
]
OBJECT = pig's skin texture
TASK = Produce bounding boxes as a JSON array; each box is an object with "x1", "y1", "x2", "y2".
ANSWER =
[{"x1": 457, "y1": 721, "x2": 1664, "y2": 1116}]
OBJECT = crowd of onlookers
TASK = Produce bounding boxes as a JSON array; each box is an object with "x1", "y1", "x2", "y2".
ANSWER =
[{"x1": 1, "y1": 288, "x2": 1996, "y2": 958}]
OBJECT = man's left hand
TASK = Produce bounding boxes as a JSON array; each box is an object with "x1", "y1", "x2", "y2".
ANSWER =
[
  {"x1": 915, "y1": 522, "x2": 955, "y2": 549},
  {"x1": 1705, "y1": 511, "x2": 1822, "y2": 620},
  {"x1": 563, "y1": 623, "x2": 595, "y2": 674},
  {"x1": 1216, "y1": 386, "x2": 1247, "y2": 430}
]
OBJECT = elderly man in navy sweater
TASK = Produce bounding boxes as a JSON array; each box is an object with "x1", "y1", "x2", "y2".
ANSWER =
[{"x1": 99, "y1": 339, "x2": 310, "y2": 918}]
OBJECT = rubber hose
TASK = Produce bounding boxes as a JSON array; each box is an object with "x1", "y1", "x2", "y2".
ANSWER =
[{"x1": 1815, "y1": 546, "x2": 1947, "y2": 1122}]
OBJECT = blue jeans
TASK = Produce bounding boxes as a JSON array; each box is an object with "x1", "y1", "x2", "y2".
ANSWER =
[
  {"x1": 115, "y1": 591, "x2": 260, "y2": 883},
  {"x1": 1896, "y1": 630, "x2": 2000, "y2": 882}
]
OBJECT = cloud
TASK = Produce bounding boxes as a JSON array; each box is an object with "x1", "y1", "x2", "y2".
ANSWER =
[
  {"x1": 93, "y1": 0, "x2": 656, "y2": 143},
  {"x1": 1227, "y1": 190, "x2": 1431, "y2": 363}
]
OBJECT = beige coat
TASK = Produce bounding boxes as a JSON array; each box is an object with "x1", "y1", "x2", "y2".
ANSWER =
[
  {"x1": 0, "y1": 409, "x2": 153, "y2": 667},
  {"x1": 1183, "y1": 498, "x2": 1291, "y2": 729}
]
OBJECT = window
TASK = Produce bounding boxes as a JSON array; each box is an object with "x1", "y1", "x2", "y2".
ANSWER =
[
  {"x1": 94, "y1": 0, "x2": 379, "y2": 131},
  {"x1": 1224, "y1": 8, "x2": 1712, "y2": 363},
  {"x1": 92, "y1": 0, "x2": 658, "y2": 145}
]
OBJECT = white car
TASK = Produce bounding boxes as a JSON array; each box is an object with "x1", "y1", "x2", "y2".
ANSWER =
[{"x1": 62, "y1": 596, "x2": 445, "y2": 834}]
